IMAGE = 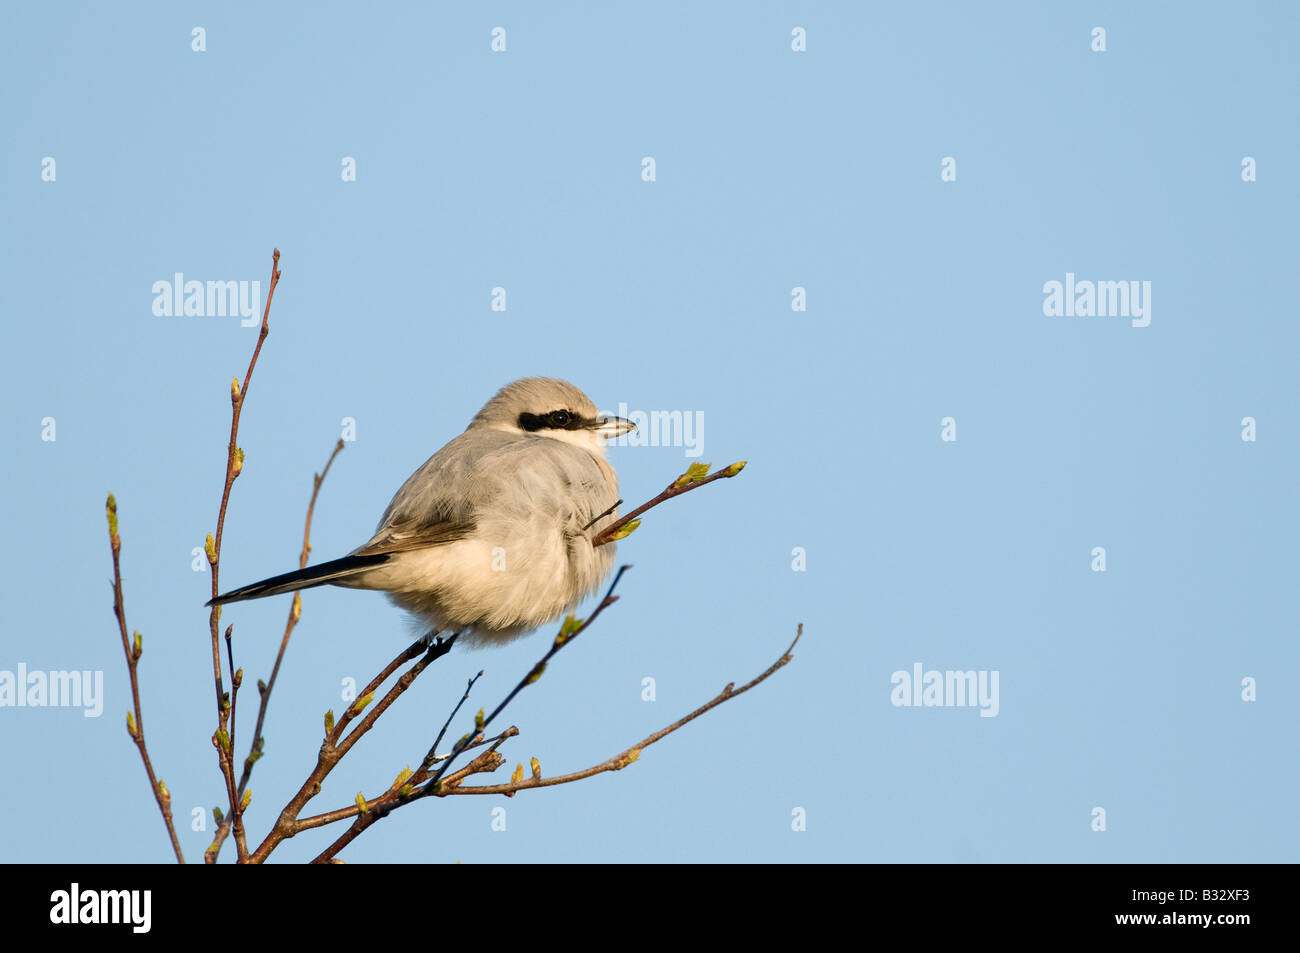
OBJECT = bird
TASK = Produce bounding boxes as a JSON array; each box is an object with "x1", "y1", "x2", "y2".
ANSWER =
[{"x1": 207, "y1": 378, "x2": 635, "y2": 647}]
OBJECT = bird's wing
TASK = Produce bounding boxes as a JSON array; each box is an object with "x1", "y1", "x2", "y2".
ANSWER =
[
  {"x1": 349, "y1": 429, "x2": 507, "y2": 557},
  {"x1": 351, "y1": 516, "x2": 474, "y2": 556}
]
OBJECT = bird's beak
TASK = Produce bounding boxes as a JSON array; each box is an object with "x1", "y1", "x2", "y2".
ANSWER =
[{"x1": 594, "y1": 415, "x2": 637, "y2": 438}]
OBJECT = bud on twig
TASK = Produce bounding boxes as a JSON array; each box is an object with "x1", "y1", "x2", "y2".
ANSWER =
[
  {"x1": 106, "y1": 494, "x2": 119, "y2": 540},
  {"x1": 608, "y1": 519, "x2": 640, "y2": 541},
  {"x1": 556, "y1": 614, "x2": 582, "y2": 646},
  {"x1": 674, "y1": 462, "x2": 711, "y2": 487}
]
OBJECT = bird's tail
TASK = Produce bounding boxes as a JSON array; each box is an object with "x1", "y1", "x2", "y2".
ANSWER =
[{"x1": 206, "y1": 553, "x2": 391, "y2": 607}]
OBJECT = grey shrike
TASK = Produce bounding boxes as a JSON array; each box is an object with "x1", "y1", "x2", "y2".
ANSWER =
[{"x1": 207, "y1": 378, "x2": 635, "y2": 647}]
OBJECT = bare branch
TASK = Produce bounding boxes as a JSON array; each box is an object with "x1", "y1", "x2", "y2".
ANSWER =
[
  {"x1": 419, "y1": 670, "x2": 485, "y2": 773},
  {"x1": 205, "y1": 248, "x2": 282, "y2": 861},
  {"x1": 416, "y1": 565, "x2": 633, "y2": 793},
  {"x1": 238, "y1": 437, "x2": 345, "y2": 797},
  {"x1": 306, "y1": 568, "x2": 633, "y2": 863},
  {"x1": 443, "y1": 624, "x2": 803, "y2": 796},
  {"x1": 246, "y1": 635, "x2": 457, "y2": 863},
  {"x1": 106, "y1": 495, "x2": 185, "y2": 863},
  {"x1": 290, "y1": 727, "x2": 520, "y2": 834},
  {"x1": 205, "y1": 437, "x2": 347, "y2": 862},
  {"x1": 591, "y1": 462, "x2": 746, "y2": 547}
]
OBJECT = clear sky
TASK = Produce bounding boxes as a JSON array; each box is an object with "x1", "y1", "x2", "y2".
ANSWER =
[{"x1": 1, "y1": 2, "x2": 1296, "y2": 863}]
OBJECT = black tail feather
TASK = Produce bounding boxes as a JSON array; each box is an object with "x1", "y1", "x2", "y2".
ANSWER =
[{"x1": 205, "y1": 552, "x2": 390, "y2": 607}]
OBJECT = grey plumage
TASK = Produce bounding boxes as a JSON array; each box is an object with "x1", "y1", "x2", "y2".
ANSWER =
[{"x1": 208, "y1": 378, "x2": 634, "y2": 647}]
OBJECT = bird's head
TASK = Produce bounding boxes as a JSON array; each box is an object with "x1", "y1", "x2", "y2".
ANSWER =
[{"x1": 469, "y1": 377, "x2": 636, "y2": 455}]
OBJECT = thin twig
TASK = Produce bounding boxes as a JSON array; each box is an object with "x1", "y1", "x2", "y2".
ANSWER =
[
  {"x1": 227, "y1": 639, "x2": 248, "y2": 860},
  {"x1": 224, "y1": 626, "x2": 238, "y2": 767},
  {"x1": 329, "y1": 635, "x2": 456, "y2": 746},
  {"x1": 246, "y1": 635, "x2": 457, "y2": 863},
  {"x1": 307, "y1": 567, "x2": 633, "y2": 863},
  {"x1": 419, "y1": 671, "x2": 484, "y2": 772},
  {"x1": 443, "y1": 625, "x2": 803, "y2": 796},
  {"x1": 582, "y1": 498, "x2": 622, "y2": 531},
  {"x1": 238, "y1": 438, "x2": 345, "y2": 796},
  {"x1": 209, "y1": 249, "x2": 281, "y2": 699},
  {"x1": 591, "y1": 462, "x2": 746, "y2": 547},
  {"x1": 307, "y1": 619, "x2": 802, "y2": 862},
  {"x1": 106, "y1": 495, "x2": 185, "y2": 863},
  {"x1": 204, "y1": 440, "x2": 347, "y2": 862},
  {"x1": 205, "y1": 248, "x2": 282, "y2": 861},
  {"x1": 431, "y1": 728, "x2": 520, "y2": 791},
  {"x1": 291, "y1": 727, "x2": 519, "y2": 834},
  {"x1": 435, "y1": 564, "x2": 632, "y2": 765},
  {"x1": 203, "y1": 812, "x2": 230, "y2": 863}
]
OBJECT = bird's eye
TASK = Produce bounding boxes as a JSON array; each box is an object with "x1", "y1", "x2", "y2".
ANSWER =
[{"x1": 550, "y1": 411, "x2": 571, "y2": 426}]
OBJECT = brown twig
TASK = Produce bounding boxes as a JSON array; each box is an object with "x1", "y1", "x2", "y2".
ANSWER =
[
  {"x1": 238, "y1": 438, "x2": 345, "y2": 795},
  {"x1": 418, "y1": 670, "x2": 484, "y2": 773},
  {"x1": 328, "y1": 635, "x2": 456, "y2": 747},
  {"x1": 106, "y1": 495, "x2": 185, "y2": 863},
  {"x1": 224, "y1": 626, "x2": 239, "y2": 768},
  {"x1": 203, "y1": 439, "x2": 347, "y2": 863},
  {"x1": 290, "y1": 727, "x2": 519, "y2": 834},
  {"x1": 443, "y1": 624, "x2": 803, "y2": 796},
  {"x1": 303, "y1": 619, "x2": 802, "y2": 862},
  {"x1": 223, "y1": 627, "x2": 248, "y2": 860},
  {"x1": 306, "y1": 567, "x2": 633, "y2": 863},
  {"x1": 205, "y1": 247, "x2": 282, "y2": 862},
  {"x1": 582, "y1": 498, "x2": 622, "y2": 531},
  {"x1": 246, "y1": 635, "x2": 458, "y2": 863},
  {"x1": 419, "y1": 565, "x2": 633, "y2": 792},
  {"x1": 591, "y1": 461, "x2": 746, "y2": 547},
  {"x1": 203, "y1": 811, "x2": 230, "y2": 864}
]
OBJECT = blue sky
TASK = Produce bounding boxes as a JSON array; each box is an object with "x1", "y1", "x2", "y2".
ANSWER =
[{"x1": 1, "y1": 1, "x2": 1296, "y2": 863}]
